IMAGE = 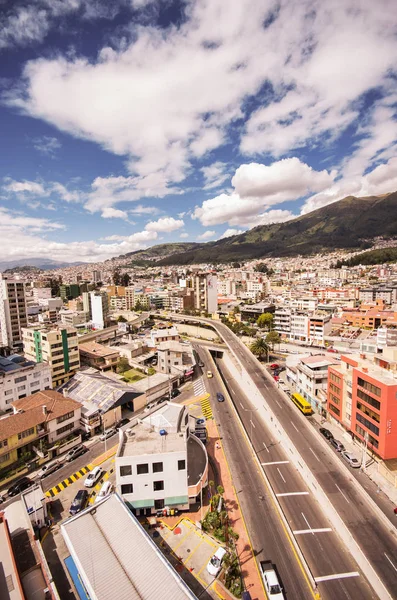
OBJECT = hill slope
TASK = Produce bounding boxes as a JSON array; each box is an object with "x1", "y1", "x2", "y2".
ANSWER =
[
  {"x1": 117, "y1": 242, "x2": 204, "y2": 262},
  {"x1": 158, "y1": 191, "x2": 397, "y2": 265}
]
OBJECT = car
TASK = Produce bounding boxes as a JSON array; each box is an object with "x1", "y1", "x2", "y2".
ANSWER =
[
  {"x1": 95, "y1": 481, "x2": 113, "y2": 504},
  {"x1": 207, "y1": 370, "x2": 213, "y2": 378},
  {"x1": 37, "y1": 460, "x2": 61, "y2": 479},
  {"x1": 207, "y1": 547, "x2": 227, "y2": 577},
  {"x1": 394, "y1": 507, "x2": 397, "y2": 516},
  {"x1": 65, "y1": 444, "x2": 87, "y2": 462},
  {"x1": 84, "y1": 466, "x2": 103, "y2": 487},
  {"x1": 0, "y1": 494, "x2": 5, "y2": 504},
  {"x1": 8, "y1": 477, "x2": 34, "y2": 497},
  {"x1": 156, "y1": 397, "x2": 168, "y2": 405},
  {"x1": 116, "y1": 418, "x2": 130, "y2": 429},
  {"x1": 100, "y1": 428, "x2": 117, "y2": 441},
  {"x1": 319, "y1": 427, "x2": 334, "y2": 440},
  {"x1": 341, "y1": 451, "x2": 361, "y2": 468},
  {"x1": 198, "y1": 361, "x2": 204, "y2": 368},
  {"x1": 270, "y1": 363, "x2": 280, "y2": 370},
  {"x1": 69, "y1": 489, "x2": 89, "y2": 515},
  {"x1": 196, "y1": 418, "x2": 206, "y2": 426},
  {"x1": 330, "y1": 438, "x2": 345, "y2": 452},
  {"x1": 170, "y1": 389, "x2": 180, "y2": 398},
  {"x1": 216, "y1": 392, "x2": 225, "y2": 402}
]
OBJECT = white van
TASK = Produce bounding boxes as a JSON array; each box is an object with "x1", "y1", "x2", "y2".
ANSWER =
[{"x1": 95, "y1": 480, "x2": 113, "y2": 503}]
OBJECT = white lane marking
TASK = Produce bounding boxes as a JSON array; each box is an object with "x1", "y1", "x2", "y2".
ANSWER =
[
  {"x1": 301, "y1": 512, "x2": 313, "y2": 535},
  {"x1": 384, "y1": 553, "x2": 397, "y2": 572},
  {"x1": 229, "y1": 387, "x2": 235, "y2": 394},
  {"x1": 291, "y1": 421, "x2": 299, "y2": 432},
  {"x1": 239, "y1": 402, "x2": 244, "y2": 409},
  {"x1": 315, "y1": 572, "x2": 360, "y2": 583},
  {"x1": 276, "y1": 492, "x2": 310, "y2": 497},
  {"x1": 250, "y1": 419, "x2": 256, "y2": 429},
  {"x1": 261, "y1": 461, "x2": 290, "y2": 466},
  {"x1": 294, "y1": 528, "x2": 332, "y2": 535},
  {"x1": 309, "y1": 447, "x2": 320, "y2": 462},
  {"x1": 275, "y1": 399, "x2": 282, "y2": 408},
  {"x1": 263, "y1": 441, "x2": 270, "y2": 453},
  {"x1": 335, "y1": 483, "x2": 350, "y2": 504},
  {"x1": 277, "y1": 468, "x2": 286, "y2": 483}
]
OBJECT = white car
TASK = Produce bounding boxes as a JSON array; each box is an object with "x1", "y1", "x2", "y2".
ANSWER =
[
  {"x1": 341, "y1": 451, "x2": 361, "y2": 468},
  {"x1": 84, "y1": 466, "x2": 103, "y2": 487},
  {"x1": 95, "y1": 481, "x2": 113, "y2": 503},
  {"x1": 100, "y1": 428, "x2": 116, "y2": 441},
  {"x1": 207, "y1": 547, "x2": 227, "y2": 577}
]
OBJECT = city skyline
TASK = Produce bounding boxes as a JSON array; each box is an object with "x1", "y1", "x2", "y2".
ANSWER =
[{"x1": 1, "y1": 0, "x2": 397, "y2": 264}]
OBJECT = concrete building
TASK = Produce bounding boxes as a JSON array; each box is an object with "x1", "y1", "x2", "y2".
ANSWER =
[
  {"x1": 308, "y1": 313, "x2": 332, "y2": 346},
  {"x1": 149, "y1": 326, "x2": 180, "y2": 347},
  {"x1": 60, "y1": 284, "x2": 80, "y2": 300},
  {"x1": 31, "y1": 287, "x2": 52, "y2": 302},
  {"x1": 0, "y1": 355, "x2": 51, "y2": 413},
  {"x1": 61, "y1": 493, "x2": 198, "y2": 600},
  {"x1": 22, "y1": 325, "x2": 80, "y2": 388},
  {"x1": 79, "y1": 342, "x2": 120, "y2": 372},
  {"x1": 296, "y1": 354, "x2": 339, "y2": 415},
  {"x1": 0, "y1": 275, "x2": 28, "y2": 349},
  {"x1": 193, "y1": 274, "x2": 218, "y2": 314},
  {"x1": 90, "y1": 291, "x2": 109, "y2": 330},
  {"x1": 59, "y1": 309, "x2": 89, "y2": 327},
  {"x1": 157, "y1": 341, "x2": 195, "y2": 379},
  {"x1": 116, "y1": 402, "x2": 208, "y2": 515},
  {"x1": 92, "y1": 269, "x2": 102, "y2": 284},
  {"x1": 327, "y1": 348, "x2": 397, "y2": 460}
]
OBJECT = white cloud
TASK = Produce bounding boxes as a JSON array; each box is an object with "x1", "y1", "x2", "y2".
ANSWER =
[
  {"x1": 2, "y1": 178, "x2": 81, "y2": 203},
  {"x1": 4, "y1": 179, "x2": 46, "y2": 195},
  {"x1": 201, "y1": 162, "x2": 230, "y2": 190},
  {"x1": 256, "y1": 210, "x2": 294, "y2": 225},
  {"x1": 219, "y1": 228, "x2": 245, "y2": 239},
  {"x1": 32, "y1": 135, "x2": 61, "y2": 157},
  {"x1": 193, "y1": 157, "x2": 334, "y2": 226},
  {"x1": 180, "y1": 232, "x2": 189, "y2": 239},
  {"x1": 0, "y1": 207, "x2": 64, "y2": 233},
  {"x1": 101, "y1": 207, "x2": 129, "y2": 220},
  {"x1": 128, "y1": 204, "x2": 159, "y2": 215},
  {"x1": 197, "y1": 230, "x2": 216, "y2": 240},
  {"x1": 145, "y1": 217, "x2": 184, "y2": 233}
]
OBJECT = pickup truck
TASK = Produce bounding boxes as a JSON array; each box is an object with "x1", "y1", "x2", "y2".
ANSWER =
[
  {"x1": 37, "y1": 460, "x2": 62, "y2": 479},
  {"x1": 260, "y1": 561, "x2": 285, "y2": 599}
]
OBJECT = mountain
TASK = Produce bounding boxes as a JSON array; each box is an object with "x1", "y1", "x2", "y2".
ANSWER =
[
  {"x1": 117, "y1": 242, "x2": 204, "y2": 263},
  {"x1": 157, "y1": 192, "x2": 397, "y2": 265},
  {"x1": 0, "y1": 258, "x2": 86, "y2": 272}
]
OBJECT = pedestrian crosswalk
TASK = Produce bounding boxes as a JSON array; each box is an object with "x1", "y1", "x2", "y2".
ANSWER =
[
  {"x1": 193, "y1": 376, "x2": 206, "y2": 396},
  {"x1": 201, "y1": 394, "x2": 213, "y2": 419}
]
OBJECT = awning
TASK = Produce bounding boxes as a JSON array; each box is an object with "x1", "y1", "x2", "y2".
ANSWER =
[
  {"x1": 129, "y1": 498, "x2": 155, "y2": 508},
  {"x1": 164, "y1": 496, "x2": 189, "y2": 506}
]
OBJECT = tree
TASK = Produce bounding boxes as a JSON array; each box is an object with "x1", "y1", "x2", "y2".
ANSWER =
[
  {"x1": 250, "y1": 338, "x2": 269, "y2": 362},
  {"x1": 117, "y1": 356, "x2": 130, "y2": 374},
  {"x1": 257, "y1": 312, "x2": 274, "y2": 330},
  {"x1": 135, "y1": 300, "x2": 143, "y2": 311},
  {"x1": 117, "y1": 315, "x2": 127, "y2": 323},
  {"x1": 121, "y1": 273, "x2": 131, "y2": 287},
  {"x1": 147, "y1": 367, "x2": 156, "y2": 375},
  {"x1": 254, "y1": 262, "x2": 269, "y2": 273},
  {"x1": 232, "y1": 262, "x2": 241, "y2": 268},
  {"x1": 266, "y1": 330, "x2": 281, "y2": 349},
  {"x1": 113, "y1": 269, "x2": 122, "y2": 285}
]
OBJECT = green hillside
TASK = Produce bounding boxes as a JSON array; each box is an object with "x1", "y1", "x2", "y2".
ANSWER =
[{"x1": 334, "y1": 246, "x2": 397, "y2": 268}]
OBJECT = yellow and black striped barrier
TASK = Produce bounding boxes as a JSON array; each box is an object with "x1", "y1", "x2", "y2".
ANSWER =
[{"x1": 45, "y1": 464, "x2": 92, "y2": 498}]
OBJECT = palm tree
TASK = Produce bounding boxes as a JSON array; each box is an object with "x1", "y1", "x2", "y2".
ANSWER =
[{"x1": 250, "y1": 338, "x2": 269, "y2": 362}]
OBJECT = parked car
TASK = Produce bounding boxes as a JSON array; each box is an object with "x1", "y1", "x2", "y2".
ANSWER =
[
  {"x1": 156, "y1": 397, "x2": 168, "y2": 405},
  {"x1": 207, "y1": 547, "x2": 227, "y2": 577},
  {"x1": 198, "y1": 361, "x2": 204, "y2": 368},
  {"x1": 69, "y1": 489, "x2": 89, "y2": 515},
  {"x1": 65, "y1": 444, "x2": 87, "y2": 462},
  {"x1": 330, "y1": 438, "x2": 345, "y2": 452},
  {"x1": 95, "y1": 481, "x2": 113, "y2": 504},
  {"x1": 196, "y1": 418, "x2": 206, "y2": 426},
  {"x1": 116, "y1": 418, "x2": 130, "y2": 429},
  {"x1": 170, "y1": 389, "x2": 180, "y2": 398},
  {"x1": 207, "y1": 370, "x2": 213, "y2": 378},
  {"x1": 0, "y1": 494, "x2": 5, "y2": 504},
  {"x1": 216, "y1": 392, "x2": 225, "y2": 402},
  {"x1": 8, "y1": 477, "x2": 34, "y2": 497},
  {"x1": 341, "y1": 451, "x2": 361, "y2": 468},
  {"x1": 37, "y1": 460, "x2": 61, "y2": 479},
  {"x1": 319, "y1": 427, "x2": 334, "y2": 440},
  {"x1": 100, "y1": 428, "x2": 117, "y2": 441},
  {"x1": 84, "y1": 466, "x2": 103, "y2": 487}
]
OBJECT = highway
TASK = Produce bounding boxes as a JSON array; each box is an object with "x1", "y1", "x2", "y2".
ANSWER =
[{"x1": 173, "y1": 315, "x2": 397, "y2": 599}]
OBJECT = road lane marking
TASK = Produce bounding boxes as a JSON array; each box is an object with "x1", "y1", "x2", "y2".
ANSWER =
[
  {"x1": 276, "y1": 492, "x2": 310, "y2": 497},
  {"x1": 315, "y1": 572, "x2": 360, "y2": 582},
  {"x1": 309, "y1": 447, "x2": 320, "y2": 462},
  {"x1": 275, "y1": 399, "x2": 282, "y2": 408},
  {"x1": 301, "y1": 512, "x2": 313, "y2": 535},
  {"x1": 294, "y1": 528, "x2": 332, "y2": 535},
  {"x1": 263, "y1": 441, "x2": 270, "y2": 453},
  {"x1": 240, "y1": 402, "x2": 244, "y2": 409},
  {"x1": 277, "y1": 468, "x2": 286, "y2": 483},
  {"x1": 261, "y1": 461, "x2": 290, "y2": 466},
  {"x1": 335, "y1": 483, "x2": 350, "y2": 504},
  {"x1": 291, "y1": 421, "x2": 299, "y2": 432},
  {"x1": 250, "y1": 419, "x2": 255, "y2": 429},
  {"x1": 384, "y1": 553, "x2": 397, "y2": 572}
]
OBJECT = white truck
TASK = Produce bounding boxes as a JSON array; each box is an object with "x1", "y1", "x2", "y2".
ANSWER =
[{"x1": 260, "y1": 561, "x2": 285, "y2": 600}]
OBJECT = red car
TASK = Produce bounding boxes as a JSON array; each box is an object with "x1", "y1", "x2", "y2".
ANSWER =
[{"x1": 270, "y1": 363, "x2": 280, "y2": 370}]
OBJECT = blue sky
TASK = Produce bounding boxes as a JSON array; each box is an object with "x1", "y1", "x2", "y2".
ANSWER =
[{"x1": 1, "y1": 0, "x2": 396, "y2": 263}]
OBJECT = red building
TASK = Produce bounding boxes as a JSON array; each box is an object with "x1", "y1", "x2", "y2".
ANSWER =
[{"x1": 327, "y1": 349, "x2": 397, "y2": 460}]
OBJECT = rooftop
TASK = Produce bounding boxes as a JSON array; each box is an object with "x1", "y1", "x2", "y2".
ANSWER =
[
  {"x1": 79, "y1": 341, "x2": 120, "y2": 358},
  {"x1": 61, "y1": 494, "x2": 197, "y2": 600},
  {"x1": 0, "y1": 355, "x2": 37, "y2": 375}
]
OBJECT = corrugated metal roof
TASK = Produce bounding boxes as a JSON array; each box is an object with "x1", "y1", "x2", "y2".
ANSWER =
[{"x1": 61, "y1": 494, "x2": 197, "y2": 600}]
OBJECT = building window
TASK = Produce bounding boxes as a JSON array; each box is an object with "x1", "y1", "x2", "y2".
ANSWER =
[
  {"x1": 17, "y1": 385, "x2": 26, "y2": 391},
  {"x1": 121, "y1": 484, "x2": 133, "y2": 494},
  {"x1": 329, "y1": 393, "x2": 340, "y2": 406},
  {"x1": 355, "y1": 425, "x2": 379, "y2": 448},
  {"x1": 356, "y1": 402, "x2": 380, "y2": 424},
  {"x1": 57, "y1": 411, "x2": 74, "y2": 424},
  {"x1": 137, "y1": 463, "x2": 149, "y2": 475},
  {"x1": 14, "y1": 376, "x2": 27, "y2": 383},
  {"x1": 357, "y1": 377, "x2": 381, "y2": 397},
  {"x1": 4, "y1": 390, "x2": 13, "y2": 396},
  {"x1": 0, "y1": 453, "x2": 10, "y2": 464},
  {"x1": 154, "y1": 499, "x2": 164, "y2": 510},
  {"x1": 153, "y1": 480, "x2": 164, "y2": 491},
  {"x1": 18, "y1": 427, "x2": 35, "y2": 440},
  {"x1": 56, "y1": 422, "x2": 74, "y2": 436},
  {"x1": 329, "y1": 404, "x2": 340, "y2": 417},
  {"x1": 152, "y1": 462, "x2": 163, "y2": 473},
  {"x1": 120, "y1": 465, "x2": 132, "y2": 476},
  {"x1": 0, "y1": 439, "x2": 8, "y2": 448},
  {"x1": 178, "y1": 460, "x2": 186, "y2": 470},
  {"x1": 329, "y1": 372, "x2": 341, "y2": 385},
  {"x1": 356, "y1": 413, "x2": 379, "y2": 436},
  {"x1": 356, "y1": 389, "x2": 381, "y2": 411}
]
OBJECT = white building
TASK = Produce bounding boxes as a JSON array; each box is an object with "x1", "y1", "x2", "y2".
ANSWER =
[
  {"x1": 32, "y1": 287, "x2": 52, "y2": 302},
  {"x1": 0, "y1": 275, "x2": 28, "y2": 349},
  {"x1": 116, "y1": 402, "x2": 208, "y2": 515},
  {"x1": 0, "y1": 355, "x2": 51, "y2": 413},
  {"x1": 193, "y1": 274, "x2": 218, "y2": 313},
  {"x1": 376, "y1": 327, "x2": 397, "y2": 351},
  {"x1": 90, "y1": 291, "x2": 109, "y2": 330},
  {"x1": 296, "y1": 355, "x2": 339, "y2": 414}
]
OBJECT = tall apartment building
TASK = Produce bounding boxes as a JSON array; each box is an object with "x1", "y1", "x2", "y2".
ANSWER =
[
  {"x1": 22, "y1": 325, "x2": 80, "y2": 388},
  {"x1": 327, "y1": 348, "x2": 397, "y2": 460},
  {"x1": 125, "y1": 287, "x2": 150, "y2": 311},
  {"x1": 92, "y1": 270, "x2": 102, "y2": 284},
  {"x1": 90, "y1": 291, "x2": 109, "y2": 329},
  {"x1": 0, "y1": 274, "x2": 28, "y2": 349},
  {"x1": 193, "y1": 274, "x2": 217, "y2": 314}
]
